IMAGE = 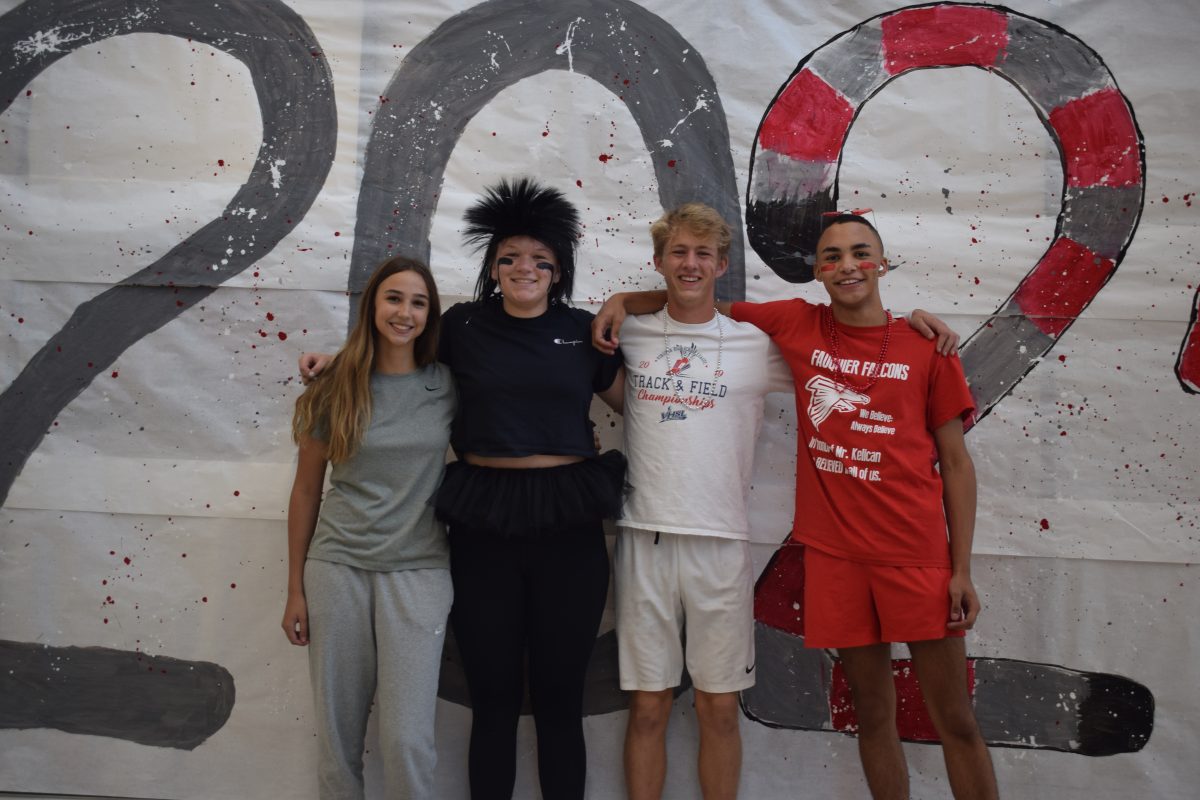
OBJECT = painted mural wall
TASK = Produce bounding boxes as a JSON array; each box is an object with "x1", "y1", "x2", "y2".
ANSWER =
[{"x1": 0, "y1": 0, "x2": 1195, "y2": 797}]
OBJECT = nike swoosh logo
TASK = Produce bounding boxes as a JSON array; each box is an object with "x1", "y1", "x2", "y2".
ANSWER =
[{"x1": 745, "y1": 663, "x2": 755, "y2": 674}]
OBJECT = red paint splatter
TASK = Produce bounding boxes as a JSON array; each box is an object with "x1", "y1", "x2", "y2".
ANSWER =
[
  {"x1": 1058, "y1": 354, "x2": 1067, "y2": 363},
  {"x1": 541, "y1": 130, "x2": 549, "y2": 137},
  {"x1": 111, "y1": 371, "x2": 119, "y2": 378},
  {"x1": 230, "y1": 583, "x2": 237, "y2": 589},
  {"x1": 598, "y1": 153, "x2": 612, "y2": 163},
  {"x1": 758, "y1": 69, "x2": 854, "y2": 162},
  {"x1": 1040, "y1": 519, "x2": 1050, "y2": 530},
  {"x1": 217, "y1": 159, "x2": 225, "y2": 167},
  {"x1": 233, "y1": 490, "x2": 240, "y2": 497},
  {"x1": 266, "y1": 312, "x2": 275, "y2": 321},
  {"x1": 123, "y1": 556, "x2": 131, "y2": 565},
  {"x1": 881, "y1": 6, "x2": 1008, "y2": 74},
  {"x1": 202, "y1": 596, "x2": 208, "y2": 603},
  {"x1": 278, "y1": 331, "x2": 288, "y2": 341},
  {"x1": 1048, "y1": 88, "x2": 1142, "y2": 187},
  {"x1": 1161, "y1": 196, "x2": 1169, "y2": 203},
  {"x1": 334, "y1": 231, "x2": 341, "y2": 237},
  {"x1": 576, "y1": 179, "x2": 583, "y2": 188},
  {"x1": 667, "y1": 159, "x2": 677, "y2": 168}
]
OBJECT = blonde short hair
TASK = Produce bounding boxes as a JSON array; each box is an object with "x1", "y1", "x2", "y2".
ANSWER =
[{"x1": 649, "y1": 203, "x2": 733, "y2": 261}]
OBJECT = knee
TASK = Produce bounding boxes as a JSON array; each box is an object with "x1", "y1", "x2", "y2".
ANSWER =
[
  {"x1": 929, "y1": 702, "x2": 982, "y2": 744},
  {"x1": 627, "y1": 692, "x2": 673, "y2": 736},
  {"x1": 694, "y1": 692, "x2": 741, "y2": 737},
  {"x1": 846, "y1": 687, "x2": 896, "y2": 735}
]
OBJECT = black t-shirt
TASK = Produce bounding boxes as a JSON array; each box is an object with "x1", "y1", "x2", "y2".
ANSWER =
[{"x1": 439, "y1": 298, "x2": 622, "y2": 458}]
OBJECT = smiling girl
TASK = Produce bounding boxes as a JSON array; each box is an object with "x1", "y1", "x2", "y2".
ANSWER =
[{"x1": 283, "y1": 256, "x2": 455, "y2": 800}]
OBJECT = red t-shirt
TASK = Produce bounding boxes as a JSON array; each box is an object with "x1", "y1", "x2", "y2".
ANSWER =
[{"x1": 732, "y1": 299, "x2": 975, "y2": 566}]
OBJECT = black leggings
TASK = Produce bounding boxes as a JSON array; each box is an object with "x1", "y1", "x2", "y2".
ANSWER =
[{"x1": 449, "y1": 524, "x2": 610, "y2": 800}]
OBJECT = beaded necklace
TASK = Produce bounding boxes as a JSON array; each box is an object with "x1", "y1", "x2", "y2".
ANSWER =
[
  {"x1": 663, "y1": 305, "x2": 724, "y2": 381},
  {"x1": 822, "y1": 305, "x2": 892, "y2": 392}
]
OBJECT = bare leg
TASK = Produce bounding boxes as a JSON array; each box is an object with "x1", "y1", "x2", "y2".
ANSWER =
[
  {"x1": 625, "y1": 689, "x2": 674, "y2": 800},
  {"x1": 908, "y1": 638, "x2": 998, "y2": 800},
  {"x1": 694, "y1": 689, "x2": 742, "y2": 800},
  {"x1": 839, "y1": 644, "x2": 908, "y2": 800}
]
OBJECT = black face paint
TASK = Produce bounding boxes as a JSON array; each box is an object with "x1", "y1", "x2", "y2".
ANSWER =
[
  {"x1": 535, "y1": 261, "x2": 555, "y2": 271},
  {"x1": 497, "y1": 256, "x2": 514, "y2": 266}
]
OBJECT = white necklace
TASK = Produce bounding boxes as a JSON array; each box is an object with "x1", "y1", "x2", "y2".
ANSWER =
[{"x1": 662, "y1": 304, "x2": 724, "y2": 382}]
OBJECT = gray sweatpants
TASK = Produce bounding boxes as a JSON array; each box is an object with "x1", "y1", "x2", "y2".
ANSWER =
[{"x1": 304, "y1": 559, "x2": 453, "y2": 800}]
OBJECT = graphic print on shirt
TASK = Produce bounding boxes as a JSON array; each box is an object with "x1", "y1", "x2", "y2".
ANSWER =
[
  {"x1": 804, "y1": 347, "x2": 912, "y2": 483},
  {"x1": 629, "y1": 340, "x2": 727, "y2": 421},
  {"x1": 805, "y1": 375, "x2": 870, "y2": 429}
]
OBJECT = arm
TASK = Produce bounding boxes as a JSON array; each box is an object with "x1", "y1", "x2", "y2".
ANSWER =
[
  {"x1": 281, "y1": 435, "x2": 329, "y2": 645},
  {"x1": 596, "y1": 365, "x2": 625, "y2": 415},
  {"x1": 932, "y1": 415, "x2": 981, "y2": 630},
  {"x1": 907, "y1": 309, "x2": 960, "y2": 356},
  {"x1": 591, "y1": 290, "x2": 668, "y2": 354},
  {"x1": 298, "y1": 352, "x2": 335, "y2": 384}
]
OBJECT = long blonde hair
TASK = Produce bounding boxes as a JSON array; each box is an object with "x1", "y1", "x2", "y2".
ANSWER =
[{"x1": 292, "y1": 256, "x2": 442, "y2": 463}]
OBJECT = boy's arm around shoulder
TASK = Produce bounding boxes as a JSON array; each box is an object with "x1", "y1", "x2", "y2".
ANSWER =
[{"x1": 933, "y1": 415, "x2": 982, "y2": 630}]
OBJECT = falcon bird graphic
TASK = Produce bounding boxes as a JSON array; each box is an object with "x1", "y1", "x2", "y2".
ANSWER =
[{"x1": 805, "y1": 375, "x2": 870, "y2": 429}]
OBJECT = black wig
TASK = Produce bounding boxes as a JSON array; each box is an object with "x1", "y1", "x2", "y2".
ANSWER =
[{"x1": 463, "y1": 177, "x2": 582, "y2": 304}]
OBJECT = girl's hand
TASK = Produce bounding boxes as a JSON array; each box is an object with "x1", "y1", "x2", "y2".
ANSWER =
[{"x1": 282, "y1": 592, "x2": 310, "y2": 645}]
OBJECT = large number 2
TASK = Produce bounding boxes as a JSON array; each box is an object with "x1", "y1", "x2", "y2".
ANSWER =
[{"x1": 745, "y1": 3, "x2": 1153, "y2": 756}]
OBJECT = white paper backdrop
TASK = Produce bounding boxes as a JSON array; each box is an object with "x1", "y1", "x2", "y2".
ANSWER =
[{"x1": 1, "y1": 0, "x2": 1196, "y2": 797}]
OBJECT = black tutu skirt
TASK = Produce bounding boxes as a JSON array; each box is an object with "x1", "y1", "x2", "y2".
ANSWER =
[{"x1": 434, "y1": 449, "x2": 626, "y2": 538}]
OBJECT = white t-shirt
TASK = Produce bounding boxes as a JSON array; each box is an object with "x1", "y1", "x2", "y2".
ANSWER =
[{"x1": 619, "y1": 309, "x2": 792, "y2": 540}]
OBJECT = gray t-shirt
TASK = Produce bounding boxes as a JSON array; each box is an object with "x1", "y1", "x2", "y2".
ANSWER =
[{"x1": 308, "y1": 362, "x2": 455, "y2": 571}]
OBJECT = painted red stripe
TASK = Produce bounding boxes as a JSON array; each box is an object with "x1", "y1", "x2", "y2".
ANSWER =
[
  {"x1": 1177, "y1": 290, "x2": 1200, "y2": 393},
  {"x1": 758, "y1": 69, "x2": 854, "y2": 162},
  {"x1": 753, "y1": 543, "x2": 806, "y2": 636},
  {"x1": 831, "y1": 658, "x2": 978, "y2": 741},
  {"x1": 1014, "y1": 237, "x2": 1115, "y2": 337},
  {"x1": 1049, "y1": 88, "x2": 1143, "y2": 187},
  {"x1": 881, "y1": 6, "x2": 1009, "y2": 75}
]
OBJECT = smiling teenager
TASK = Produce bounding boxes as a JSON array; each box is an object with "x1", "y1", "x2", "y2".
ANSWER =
[
  {"x1": 300, "y1": 178, "x2": 625, "y2": 800},
  {"x1": 285, "y1": 256, "x2": 455, "y2": 800}
]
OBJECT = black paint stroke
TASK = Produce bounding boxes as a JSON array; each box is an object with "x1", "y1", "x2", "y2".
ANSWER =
[
  {"x1": 743, "y1": 623, "x2": 1153, "y2": 756},
  {"x1": 349, "y1": 0, "x2": 742, "y2": 325},
  {"x1": 0, "y1": 639, "x2": 235, "y2": 750},
  {"x1": 0, "y1": 0, "x2": 337, "y2": 507},
  {"x1": 744, "y1": 2, "x2": 1146, "y2": 429},
  {"x1": 0, "y1": 0, "x2": 336, "y2": 748}
]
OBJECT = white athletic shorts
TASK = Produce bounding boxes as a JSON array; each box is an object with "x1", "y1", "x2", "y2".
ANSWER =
[{"x1": 614, "y1": 527, "x2": 755, "y2": 693}]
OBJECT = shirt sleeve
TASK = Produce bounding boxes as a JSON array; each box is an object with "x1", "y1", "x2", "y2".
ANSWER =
[
  {"x1": 593, "y1": 347, "x2": 623, "y2": 393},
  {"x1": 927, "y1": 352, "x2": 975, "y2": 431},
  {"x1": 730, "y1": 298, "x2": 809, "y2": 338}
]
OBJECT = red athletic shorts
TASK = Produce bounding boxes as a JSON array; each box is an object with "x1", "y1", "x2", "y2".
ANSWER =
[{"x1": 803, "y1": 546, "x2": 966, "y2": 649}]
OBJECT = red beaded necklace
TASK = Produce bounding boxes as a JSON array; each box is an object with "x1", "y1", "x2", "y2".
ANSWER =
[{"x1": 822, "y1": 305, "x2": 893, "y2": 392}]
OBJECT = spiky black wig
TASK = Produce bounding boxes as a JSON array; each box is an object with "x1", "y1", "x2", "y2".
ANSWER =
[{"x1": 463, "y1": 177, "x2": 582, "y2": 304}]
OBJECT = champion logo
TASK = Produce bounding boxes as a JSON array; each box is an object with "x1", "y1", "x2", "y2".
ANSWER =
[{"x1": 554, "y1": 338, "x2": 582, "y2": 345}]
